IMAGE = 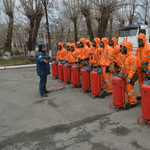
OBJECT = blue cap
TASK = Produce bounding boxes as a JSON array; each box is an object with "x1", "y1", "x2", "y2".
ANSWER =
[{"x1": 38, "y1": 43, "x2": 46, "y2": 48}]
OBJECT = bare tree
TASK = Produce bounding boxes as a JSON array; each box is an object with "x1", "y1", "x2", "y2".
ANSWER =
[
  {"x1": 78, "y1": 0, "x2": 94, "y2": 41},
  {"x1": 63, "y1": 0, "x2": 80, "y2": 43},
  {"x1": 109, "y1": 14, "x2": 113, "y2": 39},
  {"x1": 115, "y1": 8, "x2": 126, "y2": 28},
  {"x1": 19, "y1": 0, "x2": 44, "y2": 51},
  {"x1": 2, "y1": 0, "x2": 15, "y2": 52},
  {"x1": 93, "y1": 0, "x2": 123, "y2": 39},
  {"x1": 126, "y1": 0, "x2": 137, "y2": 25},
  {"x1": 42, "y1": 0, "x2": 54, "y2": 51}
]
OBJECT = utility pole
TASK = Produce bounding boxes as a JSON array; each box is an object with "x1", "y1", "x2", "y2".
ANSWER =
[
  {"x1": 110, "y1": 16, "x2": 113, "y2": 39},
  {"x1": 145, "y1": 0, "x2": 148, "y2": 25}
]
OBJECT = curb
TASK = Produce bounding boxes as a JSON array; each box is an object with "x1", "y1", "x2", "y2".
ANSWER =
[{"x1": 0, "y1": 63, "x2": 51, "y2": 70}]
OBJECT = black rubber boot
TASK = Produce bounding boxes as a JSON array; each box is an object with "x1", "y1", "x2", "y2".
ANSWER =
[
  {"x1": 105, "y1": 92, "x2": 112, "y2": 96},
  {"x1": 130, "y1": 104, "x2": 137, "y2": 108},
  {"x1": 99, "y1": 91, "x2": 106, "y2": 98},
  {"x1": 124, "y1": 102, "x2": 131, "y2": 110},
  {"x1": 41, "y1": 94, "x2": 48, "y2": 97},
  {"x1": 77, "y1": 82, "x2": 82, "y2": 88},
  {"x1": 136, "y1": 96, "x2": 141, "y2": 100}
]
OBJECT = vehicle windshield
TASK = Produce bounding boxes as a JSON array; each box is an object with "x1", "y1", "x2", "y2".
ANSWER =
[{"x1": 119, "y1": 29, "x2": 137, "y2": 37}]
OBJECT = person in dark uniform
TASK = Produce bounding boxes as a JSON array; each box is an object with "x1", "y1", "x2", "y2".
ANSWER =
[{"x1": 36, "y1": 43, "x2": 51, "y2": 97}]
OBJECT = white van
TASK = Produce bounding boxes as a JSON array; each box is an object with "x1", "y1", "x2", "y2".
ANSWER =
[{"x1": 118, "y1": 22, "x2": 150, "y2": 54}]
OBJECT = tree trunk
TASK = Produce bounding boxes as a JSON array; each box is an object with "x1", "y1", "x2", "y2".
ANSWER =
[
  {"x1": 66, "y1": 28, "x2": 70, "y2": 42},
  {"x1": 60, "y1": 29, "x2": 64, "y2": 42},
  {"x1": 43, "y1": 0, "x2": 51, "y2": 51},
  {"x1": 109, "y1": 18, "x2": 113, "y2": 39},
  {"x1": 129, "y1": 18, "x2": 132, "y2": 25},
  {"x1": 5, "y1": 15, "x2": 13, "y2": 52},
  {"x1": 84, "y1": 15, "x2": 94, "y2": 41},
  {"x1": 28, "y1": 18, "x2": 35, "y2": 51},
  {"x1": 145, "y1": 0, "x2": 148, "y2": 25},
  {"x1": 74, "y1": 19, "x2": 78, "y2": 43},
  {"x1": 98, "y1": 15, "x2": 109, "y2": 39},
  {"x1": 32, "y1": 14, "x2": 43, "y2": 50},
  {"x1": 28, "y1": 14, "x2": 42, "y2": 52},
  {"x1": 97, "y1": 19, "x2": 100, "y2": 37}
]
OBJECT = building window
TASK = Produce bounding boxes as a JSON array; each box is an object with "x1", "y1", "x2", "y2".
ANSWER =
[
  {"x1": 38, "y1": 33, "x2": 43, "y2": 39},
  {"x1": 45, "y1": 34, "x2": 54, "y2": 39},
  {"x1": 24, "y1": 34, "x2": 28, "y2": 38},
  {"x1": 13, "y1": 42, "x2": 16, "y2": 47},
  {"x1": 45, "y1": 35, "x2": 48, "y2": 39},
  {"x1": 50, "y1": 35, "x2": 54, "y2": 39},
  {"x1": 13, "y1": 34, "x2": 16, "y2": 38},
  {"x1": 51, "y1": 42, "x2": 54, "y2": 46}
]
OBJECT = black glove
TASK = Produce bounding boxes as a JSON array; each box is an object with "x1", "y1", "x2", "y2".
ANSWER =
[
  {"x1": 90, "y1": 63, "x2": 94, "y2": 68},
  {"x1": 106, "y1": 66, "x2": 109, "y2": 73},
  {"x1": 146, "y1": 70, "x2": 150, "y2": 76},
  {"x1": 78, "y1": 58, "x2": 81, "y2": 63},
  {"x1": 85, "y1": 62, "x2": 89, "y2": 66},
  {"x1": 116, "y1": 69, "x2": 121, "y2": 73},
  {"x1": 114, "y1": 62, "x2": 118, "y2": 67},
  {"x1": 98, "y1": 65, "x2": 101, "y2": 69}
]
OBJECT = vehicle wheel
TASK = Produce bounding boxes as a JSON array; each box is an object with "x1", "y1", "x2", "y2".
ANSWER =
[{"x1": 124, "y1": 102, "x2": 131, "y2": 110}]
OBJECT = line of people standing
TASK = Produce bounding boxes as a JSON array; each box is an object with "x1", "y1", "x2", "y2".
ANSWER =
[{"x1": 56, "y1": 33, "x2": 150, "y2": 108}]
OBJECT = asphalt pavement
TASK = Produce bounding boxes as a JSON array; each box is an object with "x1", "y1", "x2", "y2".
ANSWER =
[{"x1": 0, "y1": 67, "x2": 150, "y2": 150}]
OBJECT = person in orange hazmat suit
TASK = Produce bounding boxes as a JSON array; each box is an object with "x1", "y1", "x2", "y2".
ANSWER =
[
  {"x1": 56, "y1": 42, "x2": 67, "y2": 61},
  {"x1": 69, "y1": 43, "x2": 79, "y2": 65},
  {"x1": 76, "y1": 41, "x2": 81, "y2": 56},
  {"x1": 65, "y1": 42, "x2": 71, "y2": 62},
  {"x1": 120, "y1": 42, "x2": 137, "y2": 109},
  {"x1": 99, "y1": 37, "x2": 114, "y2": 98},
  {"x1": 135, "y1": 33, "x2": 150, "y2": 100},
  {"x1": 86, "y1": 39, "x2": 94, "y2": 66},
  {"x1": 78, "y1": 38, "x2": 91, "y2": 67},
  {"x1": 114, "y1": 41, "x2": 127, "y2": 71},
  {"x1": 91, "y1": 37, "x2": 104, "y2": 89},
  {"x1": 109, "y1": 37, "x2": 120, "y2": 69}
]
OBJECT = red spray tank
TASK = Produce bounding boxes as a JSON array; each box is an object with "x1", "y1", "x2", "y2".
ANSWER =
[
  {"x1": 63, "y1": 63, "x2": 72, "y2": 84},
  {"x1": 51, "y1": 60, "x2": 58, "y2": 79},
  {"x1": 70, "y1": 63, "x2": 80, "y2": 88},
  {"x1": 138, "y1": 80, "x2": 150, "y2": 128},
  {"x1": 110, "y1": 74, "x2": 126, "y2": 112},
  {"x1": 80, "y1": 66, "x2": 91, "y2": 93},
  {"x1": 89, "y1": 68, "x2": 102, "y2": 99},
  {"x1": 58, "y1": 61, "x2": 66, "y2": 82}
]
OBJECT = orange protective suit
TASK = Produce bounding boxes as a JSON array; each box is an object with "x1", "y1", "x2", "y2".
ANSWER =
[
  {"x1": 111, "y1": 37, "x2": 121, "y2": 68},
  {"x1": 78, "y1": 38, "x2": 91, "y2": 67},
  {"x1": 86, "y1": 39, "x2": 94, "y2": 65},
  {"x1": 119, "y1": 41, "x2": 126, "y2": 66},
  {"x1": 76, "y1": 41, "x2": 81, "y2": 56},
  {"x1": 92, "y1": 38, "x2": 101, "y2": 66},
  {"x1": 122, "y1": 42, "x2": 137, "y2": 105},
  {"x1": 69, "y1": 43, "x2": 78, "y2": 65},
  {"x1": 92, "y1": 38, "x2": 104, "y2": 89},
  {"x1": 135, "y1": 33, "x2": 150, "y2": 97},
  {"x1": 66, "y1": 42, "x2": 71, "y2": 62},
  {"x1": 56, "y1": 42, "x2": 67, "y2": 61},
  {"x1": 100, "y1": 37, "x2": 114, "y2": 92}
]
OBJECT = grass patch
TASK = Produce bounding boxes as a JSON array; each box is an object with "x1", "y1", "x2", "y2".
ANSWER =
[{"x1": 0, "y1": 55, "x2": 57, "y2": 67}]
